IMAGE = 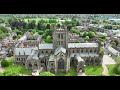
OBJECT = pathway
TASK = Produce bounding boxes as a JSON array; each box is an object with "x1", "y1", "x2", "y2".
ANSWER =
[
  {"x1": 102, "y1": 55, "x2": 116, "y2": 76},
  {"x1": 78, "y1": 71, "x2": 86, "y2": 76}
]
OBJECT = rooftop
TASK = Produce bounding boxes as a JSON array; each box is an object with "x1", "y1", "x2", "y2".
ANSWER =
[
  {"x1": 39, "y1": 44, "x2": 53, "y2": 49},
  {"x1": 68, "y1": 43, "x2": 98, "y2": 48},
  {"x1": 15, "y1": 48, "x2": 33, "y2": 55},
  {"x1": 54, "y1": 47, "x2": 66, "y2": 55}
]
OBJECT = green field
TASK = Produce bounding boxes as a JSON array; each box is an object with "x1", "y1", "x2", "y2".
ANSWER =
[
  {"x1": 55, "y1": 67, "x2": 77, "y2": 76},
  {"x1": 0, "y1": 57, "x2": 32, "y2": 76},
  {"x1": 107, "y1": 64, "x2": 120, "y2": 76},
  {"x1": 85, "y1": 66, "x2": 103, "y2": 76},
  {"x1": 24, "y1": 18, "x2": 43, "y2": 24},
  {"x1": 24, "y1": 18, "x2": 60, "y2": 24}
]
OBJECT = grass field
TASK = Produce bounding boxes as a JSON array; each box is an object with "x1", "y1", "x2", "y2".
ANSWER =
[
  {"x1": 85, "y1": 66, "x2": 103, "y2": 76},
  {"x1": 55, "y1": 67, "x2": 77, "y2": 76},
  {"x1": 107, "y1": 64, "x2": 120, "y2": 76},
  {"x1": 3, "y1": 57, "x2": 32, "y2": 75}
]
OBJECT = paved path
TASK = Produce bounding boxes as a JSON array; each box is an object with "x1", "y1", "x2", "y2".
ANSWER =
[
  {"x1": 78, "y1": 72, "x2": 86, "y2": 76},
  {"x1": 102, "y1": 63, "x2": 109, "y2": 76},
  {"x1": 102, "y1": 55, "x2": 116, "y2": 65},
  {"x1": 102, "y1": 55, "x2": 116, "y2": 76}
]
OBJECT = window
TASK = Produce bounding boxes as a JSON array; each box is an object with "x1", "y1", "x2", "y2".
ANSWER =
[
  {"x1": 61, "y1": 34, "x2": 63, "y2": 39},
  {"x1": 94, "y1": 49, "x2": 96, "y2": 52},
  {"x1": 41, "y1": 51, "x2": 43, "y2": 54},
  {"x1": 73, "y1": 50, "x2": 74, "y2": 53},
  {"x1": 81, "y1": 49, "x2": 83, "y2": 53},
  {"x1": 61, "y1": 41, "x2": 63, "y2": 45},
  {"x1": 58, "y1": 58, "x2": 64, "y2": 69},
  {"x1": 90, "y1": 49, "x2": 92, "y2": 53},
  {"x1": 34, "y1": 63, "x2": 37, "y2": 67},
  {"x1": 51, "y1": 63, "x2": 54, "y2": 66},
  {"x1": 29, "y1": 63, "x2": 32, "y2": 67},
  {"x1": 58, "y1": 33, "x2": 60, "y2": 39},
  {"x1": 77, "y1": 50, "x2": 79, "y2": 53},
  {"x1": 19, "y1": 52, "x2": 20, "y2": 55},
  {"x1": 46, "y1": 51, "x2": 48, "y2": 54},
  {"x1": 24, "y1": 51, "x2": 25, "y2": 55}
]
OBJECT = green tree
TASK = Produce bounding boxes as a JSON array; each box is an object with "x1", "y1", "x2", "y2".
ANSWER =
[
  {"x1": 46, "y1": 24, "x2": 51, "y2": 29},
  {"x1": 45, "y1": 35, "x2": 52, "y2": 43},
  {"x1": 85, "y1": 36, "x2": 89, "y2": 40},
  {"x1": 113, "y1": 56, "x2": 120, "y2": 74},
  {"x1": 0, "y1": 26, "x2": 9, "y2": 33},
  {"x1": 1, "y1": 59, "x2": 9, "y2": 67},
  {"x1": 38, "y1": 31, "x2": 44, "y2": 35},
  {"x1": 39, "y1": 72, "x2": 55, "y2": 76},
  {"x1": 82, "y1": 32, "x2": 88, "y2": 37},
  {"x1": 111, "y1": 42, "x2": 116, "y2": 46},
  {"x1": 88, "y1": 31, "x2": 95, "y2": 38},
  {"x1": 31, "y1": 29, "x2": 36, "y2": 34}
]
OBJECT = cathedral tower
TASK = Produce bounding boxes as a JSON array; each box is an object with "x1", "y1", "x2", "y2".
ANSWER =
[{"x1": 53, "y1": 26, "x2": 68, "y2": 50}]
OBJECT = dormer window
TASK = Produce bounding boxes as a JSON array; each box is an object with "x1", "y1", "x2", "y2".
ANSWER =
[{"x1": 24, "y1": 51, "x2": 25, "y2": 55}]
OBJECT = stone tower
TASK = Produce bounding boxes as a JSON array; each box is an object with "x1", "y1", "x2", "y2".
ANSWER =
[{"x1": 53, "y1": 26, "x2": 68, "y2": 50}]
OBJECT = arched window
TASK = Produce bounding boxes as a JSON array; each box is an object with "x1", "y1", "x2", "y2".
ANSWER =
[
  {"x1": 29, "y1": 63, "x2": 32, "y2": 67},
  {"x1": 61, "y1": 33, "x2": 63, "y2": 39},
  {"x1": 58, "y1": 33, "x2": 60, "y2": 39},
  {"x1": 81, "y1": 49, "x2": 83, "y2": 53},
  {"x1": 73, "y1": 50, "x2": 74, "y2": 53},
  {"x1": 58, "y1": 58, "x2": 64, "y2": 69},
  {"x1": 90, "y1": 49, "x2": 92, "y2": 53}
]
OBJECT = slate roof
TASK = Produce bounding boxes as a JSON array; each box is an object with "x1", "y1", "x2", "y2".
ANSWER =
[
  {"x1": 49, "y1": 55, "x2": 55, "y2": 61},
  {"x1": 39, "y1": 44, "x2": 53, "y2": 49},
  {"x1": 68, "y1": 43, "x2": 98, "y2": 48},
  {"x1": 18, "y1": 35, "x2": 27, "y2": 41},
  {"x1": 108, "y1": 46, "x2": 120, "y2": 55},
  {"x1": 15, "y1": 48, "x2": 32, "y2": 55},
  {"x1": 54, "y1": 47, "x2": 66, "y2": 55}
]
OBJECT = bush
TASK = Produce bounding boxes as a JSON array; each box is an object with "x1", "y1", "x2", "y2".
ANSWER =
[
  {"x1": 2, "y1": 71, "x2": 19, "y2": 76},
  {"x1": 117, "y1": 66, "x2": 120, "y2": 74},
  {"x1": 1, "y1": 59, "x2": 9, "y2": 67},
  {"x1": 39, "y1": 72, "x2": 55, "y2": 76}
]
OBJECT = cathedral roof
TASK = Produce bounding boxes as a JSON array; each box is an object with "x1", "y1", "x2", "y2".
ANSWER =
[
  {"x1": 39, "y1": 44, "x2": 53, "y2": 49},
  {"x1": 15, "y1": 48, "x2": 32, "y2": 55},
  {"x1": 54, "y1": 47, "x2": 66, "y2": 55},
  {"x1": 68, "y1": 43, "x2": 98, "y2": 48}
]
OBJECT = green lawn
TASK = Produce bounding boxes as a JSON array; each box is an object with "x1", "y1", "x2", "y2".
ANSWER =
[
  {"x1": 55, "y1": 67, "x2": 77, "y2": 76},
  {"x1": 24, "y1": 18, "x2": 42, "y2": 24},
  {"x1": 107, "y1": 64, "x2": 120, "y2": 76},
  {"x1": 2, "y1": 57, "x2": 32, "y2": 75},
  {"x1": 85, "y1": 66, "x2": 103, "y2": 76}
]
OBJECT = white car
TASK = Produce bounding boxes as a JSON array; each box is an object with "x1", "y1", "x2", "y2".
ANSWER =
[{"x1": 32, "y1": 70, "x2": 39, "y2": 76}]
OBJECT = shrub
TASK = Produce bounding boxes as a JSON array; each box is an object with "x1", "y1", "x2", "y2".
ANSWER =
[
  {"x1": 1, "y1": 59, "x2": 9, "y2": 67},
  {"x1": 39, "y1": 72, "x2": 55, "y2": 76}
]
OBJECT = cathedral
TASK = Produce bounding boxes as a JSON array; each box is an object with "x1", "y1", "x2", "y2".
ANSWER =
[{"x1": 14, "y1": 27, "x2": 102, "y2": 73}]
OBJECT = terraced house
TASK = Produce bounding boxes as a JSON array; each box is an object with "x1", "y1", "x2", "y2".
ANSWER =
[{"x1": 14, "y1": 27, "x2": 103, "y2": 73}]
